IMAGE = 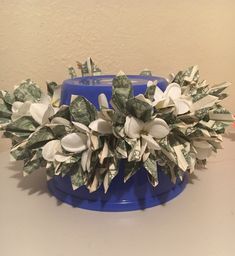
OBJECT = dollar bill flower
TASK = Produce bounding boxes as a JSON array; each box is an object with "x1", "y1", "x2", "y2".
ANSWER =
[
  {"x1": 150, "y1": 81, "x2": 192, "y2": 115},
  {"x1": 124, "y1": 116, "x2": 170, "y2": 161},
  {"x1": 11, "y1": 88, "x2": 57, "y2": 125},
  {"x1": 42, "y1": 102, "x2": 113, "y2": 173}
]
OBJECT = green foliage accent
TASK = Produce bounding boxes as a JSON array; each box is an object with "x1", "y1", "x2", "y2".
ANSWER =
[
  {"x1": 69, "y1": 96, "x2": 97, "y2": 126},
  {"x1": 14, "y1": 79, "x2": 42, "y2": 102},
  {"x1": 126, "y1": 98, "x2": 153, "y2": 122}
]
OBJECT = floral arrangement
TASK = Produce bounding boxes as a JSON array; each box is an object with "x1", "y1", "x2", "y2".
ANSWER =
[{"x1": 0, "y1": 60, "x2": 234, "y2": 193}]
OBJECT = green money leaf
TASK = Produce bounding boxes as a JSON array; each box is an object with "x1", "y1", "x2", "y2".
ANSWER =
[
  {"x1": 26, "y1": 126, "x2": 55, "y2": 149},
  {"x1": 126, "y1": 98, "x2": 153, "y2": 122},
  {"x1": 69, "y1": 96, "x2": 97, "y2": 126},
  {"x1": 145, "y1": 84, "x2": 156, "y2": 100},
  {"x1": 6, "y1": 116, "x2": 38, "y2": 132},
  {"x1": 68, "y1": 66, "x2": 77, "y2": 79},
  {"x1": 46, "y1": 81, "x2": 58, "y2": 97},
  {"x1": 4, "y1": 130, "x2": 32, "y2": 143},
  {"x1": 0, "y1": 117, "x2": 11, "y2": 128},
  {"x1": 144, "y1": 154, "x2": 158, "y2": 186},
  {"x1": 71, "y1": 166, "x2": 85, "y2": 190},
  {"x1": 111, "y1": 94, "x2": 127, "y2": 114},
  {"x1": 115, "y1": 139, "x2": 128, "y2": 158},
  {"x1": 173, "y1": 66, "x2": 199, "y2": 87},
  {"x1": 111, "y1": 73, "x2": 133, "y2": 113},
  {"x1": 112, "y1": 73, "x2": 132, "y2": 89},
  {"x1": 103, "y1": 158, "x2": 118, "y2": 193},
  {"x1": 14, "y1": 79, "x2": 42, "y2": 102},
  {"x1": 0, "y1": 90, "x2": 15, "y2": 106},
  {"x1": 124, "y1": 161, "x2": 142, "y2": 183},
  {"x1": 11, "y1": 141, "x2": 30, "y2": 160},
  {"x1": 209, "y1": 107, "x2": 234, "y2": 122},
  {"x1": 51, "y1": 105, "x2": 71, "y2": 120},
  {"x1": 208, "y1": 82, "x2": 230, "y2": 97},
  {"x1": 77, "y1": 58, "x2": 102, "y2": 77},
  {"x1": 23, "y1": 150, "x2": 46, "y2": 175},
  {"x1": 0, "y1": 103, "x2": 12, "y2": 118},
  {"x1": 50, "y1": 124, "x2": 67, "y2": 138}
]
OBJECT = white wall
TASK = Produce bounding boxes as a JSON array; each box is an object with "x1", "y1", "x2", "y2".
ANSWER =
[{"x1": 0, "y1": 0, "x2": 234, "y2": 111}]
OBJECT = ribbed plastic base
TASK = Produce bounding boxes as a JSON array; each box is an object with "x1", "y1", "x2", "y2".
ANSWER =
[{"x1": 47, "y1": 166, "x2": 188, "y2": 212}]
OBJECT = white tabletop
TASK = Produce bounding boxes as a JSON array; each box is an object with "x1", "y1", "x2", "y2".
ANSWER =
[{"x1": 0, "y1": 130, "x2": 235, "y2": 256}]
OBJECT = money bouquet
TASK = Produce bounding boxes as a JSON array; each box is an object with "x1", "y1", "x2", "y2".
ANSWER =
[{"x1": 0, "y1": 59, "x2": 233, "y2": 210}]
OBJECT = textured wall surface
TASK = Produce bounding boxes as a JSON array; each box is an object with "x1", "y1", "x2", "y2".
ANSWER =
[{"x1": 0, "y1": 0, "x2": 234, "y2": 111}]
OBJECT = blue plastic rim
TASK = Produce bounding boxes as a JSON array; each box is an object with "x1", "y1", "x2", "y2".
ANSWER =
[
  {"x1": 47, "y1": 75, "x2": 188, "y2": 211},
  {"x1": 60, "y1": 75, "x2": 167, "y2": 107}
]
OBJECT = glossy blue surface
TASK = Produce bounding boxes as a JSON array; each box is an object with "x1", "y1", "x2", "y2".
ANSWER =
[
  {"x1": 48, "y1": 75, "x2": 188, "y2": 211},
  {"x1": 48, "y1": 164, "x2": 188, "y2": 212},
  {"x1": 60, "y1": 75, "x2": 167, "y2": 106}
]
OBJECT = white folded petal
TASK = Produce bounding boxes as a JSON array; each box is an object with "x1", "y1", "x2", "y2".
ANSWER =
[
  {"x1": 153, "y1": 86, "x2": 164, "y2": 103},
  {"x1": 89, "y1": 118, "x2": 112, "y2": 134},
  {"x1": 174, "y1": 98, "x2": 191, "y2": 115},
  {"x1": 191, "y1": 95, "x2": 218, "y2": 111},
  {"x1": 140, "y1": 139, "x2": 148, "y2": 159},
  {"x1": 11, "y1": 101, "x2": 31, "y2": 121},
  {"x1": 135, "y1": 94, "x2": 152, "y2": 105},
  {"x1": 145, "y1": 118, "x2": 170, "y2": 139},
  {"x1": 89, "y1": 133, "x2": 100, "y2": 150},
  {"x1": 81, "y1": 149, "x2": 92, "y2": 171},
  {"x1": 141, "y1": 134, "x2": 161, "y2": 150},
  {"x1": 99, "y1": 109, "x2": 113, "y2": 121},
  {"x1": 173, "y1": 145, "x2": 189, "y2": 171},
  {"x1": 164, "y1": 83, "x2": 181, "y2": 100},
  {"x1": 147, "y1": 80, "x2": 158, "y2": 88},
  {"x1": 124, "y1": 116, "x2": 143, "y2": 139},
  {"x1": 89, "y1": 175, "x2": 99, "y2": 193},
  {"x1": 51, "y1": 117, "x2": 71, "y2": 126},
  {"x1": 39, "y1": 94, "x2": 51, "y2": 105},
  {"x1": 153, "y1": 97, "x2": 168, "y2": 108},
  {"x1": 117, "y1": 70, "x2": 125, "y2": 76},
  {"x1": 72, "y1": 121, "x2": 90, "y2": 132},
  {"x1": 29, "y1": 103, "x2": 49, "y2": 125},
  {"x1": 98, "y1": 140, "x2": 109, "y2": 164},
  {"x1": 42, "y1": 105, "x2": 54, "y2": 124},
  {"x1": 147, "y1": 81, "x2": 153, "y2": 87},
  {"x1": 143, "y1": 151, "x2": 150, "y2": 162},
  {"x1": 61, "y1": 133, "x2": 88, "y2": 153},
  {"x1": 52, "y1": 86, "x2": 61, "y2": 107},
  {"x1": 208, "y1": 111, "x2": 234, "y2": 121},
  {"x1": 42, "y1": 140, "x2": 61, "y2": 162},
  {"x1": 54, "y1": 153, "x2": 71, "y2": 163},
  {"x1": 166, "y1": 73, "x2": 175, "y2": 83},
  {"x1": 11, "y1": 101, "x2": 24, "y2": 113},
  {"x1": 188, "y1": 152, "x2": 196, "y2": 173},
  {"x1": 193, "y1": 140, "x2": 213, "y2": 160},
  {"x1": 98, "y1": 93, "x2": 109, "y2": 109}
]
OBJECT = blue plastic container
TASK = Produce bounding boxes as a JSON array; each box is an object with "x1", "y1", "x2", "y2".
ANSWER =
[{"x1": 47, "y1": 75, "x2": 188, "y2": 211}]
